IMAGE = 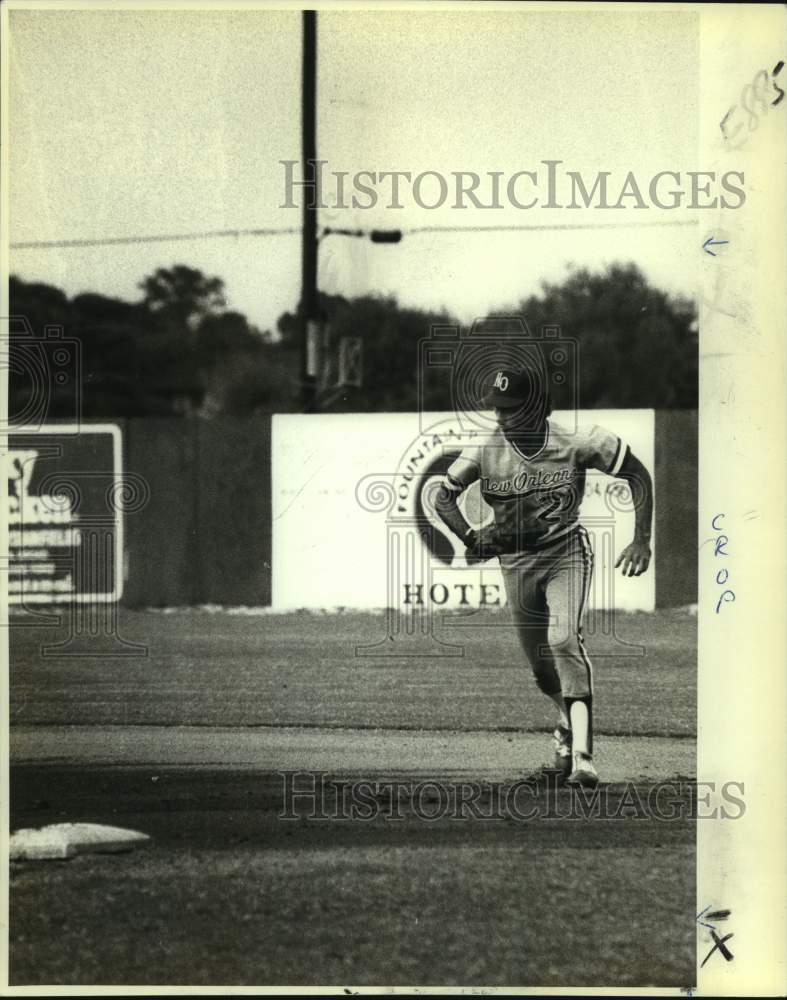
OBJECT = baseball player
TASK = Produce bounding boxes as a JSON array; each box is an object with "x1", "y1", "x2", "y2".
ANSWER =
[{"x1": 434, "y1": 366, "x2": 653, "y2": 786}]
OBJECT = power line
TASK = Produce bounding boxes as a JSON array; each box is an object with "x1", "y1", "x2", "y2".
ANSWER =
[
  {"x1": 407, "y1": 219, "x2": 698, "y2": 235},
  {"x1": 10, "y1": 226, "x2": 302, "y2": 250},
  {"x1": 10, "y1": 216, "x2": 698, "y2": 251}
]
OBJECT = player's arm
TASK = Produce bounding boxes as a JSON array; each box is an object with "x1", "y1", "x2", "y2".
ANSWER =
[
  {"x1": 612, "y1": 448, "x2": 653, "y2": 577},
  {"x1": 581, "y1": 426, "x2": 653, "y2": 577},
  {"x1": 434, "y1": 470, "x2": 477, "y2": 548},
  {"x1": 434, "y1": 450, "x2": 504, "y2": 563}
]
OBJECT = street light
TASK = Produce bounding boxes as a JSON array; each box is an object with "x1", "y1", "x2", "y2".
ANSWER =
[
  {"x1": 370, "y1": 230, "x2": 403, "y2": 244},
  {"x1": 321, "y1": 227, "x2": 402, "y2": 243}
]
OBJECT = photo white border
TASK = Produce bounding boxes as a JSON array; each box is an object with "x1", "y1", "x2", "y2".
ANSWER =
[{"x1": 1, "y1": 1, "x2": 784, "y2": 996}]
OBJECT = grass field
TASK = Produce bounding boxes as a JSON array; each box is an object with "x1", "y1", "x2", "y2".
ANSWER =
[
  {"x1": 9, "y1": 606, "x2": 695, "y2": 733},
  {"x1": 9, "y1": 607, "x2": 697, "y2": 988}
]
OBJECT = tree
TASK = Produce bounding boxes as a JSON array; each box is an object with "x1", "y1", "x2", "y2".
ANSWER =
[
  {"x1": 71, "y1": 291, "x2": 151, "y2": 416},
  {"x1": 8, "y1": 276, "x2": 75, "y2": 422},
  {"x1": 138, "y1": 265, "x2": 226, "y2": 329},
  {"x1": 9, "y1": 275, "x2": 70, "y2": 333},
  {"x1": 196, "y1": 311, "x2": 300, "y2": 415},
  {"x1": 196, "y1": 311, "x2": 265, "y2": 361},
  {"x1": 9, "y1": 274, "x2": 207, "y2": 418},
  {"x1": 514, "y1": 264, "x2": 697, "y2": 410},
  {"x1": 9, "y1": 261, "x2": 697, "y2": 421},
  {"x1": 281, "y1": 266, "x2": 697, "y2": 413}
]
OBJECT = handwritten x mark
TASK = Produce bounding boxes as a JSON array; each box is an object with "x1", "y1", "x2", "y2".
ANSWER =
[{"x1": 701, "y1": 929, "x2": 735, "y2": 968}]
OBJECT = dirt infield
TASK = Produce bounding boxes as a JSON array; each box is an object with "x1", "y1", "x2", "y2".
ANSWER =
[
  {"x1": 9, "y1": 608, "x2": 697, "y2": 988},
  {"x1": 11, "y1": 762, "x2": 696, "y2": 988}
]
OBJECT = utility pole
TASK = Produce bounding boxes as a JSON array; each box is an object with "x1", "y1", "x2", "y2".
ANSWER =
[
  {"x1": 300, "y1": 10, "x2": 318, "y2": 411},
  {"x1": 298, "y1": 15, "x2": 400, "y2": 411}
]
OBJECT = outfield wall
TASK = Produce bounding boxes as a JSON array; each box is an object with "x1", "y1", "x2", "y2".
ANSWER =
[
  {"x1": 654, "y1": 409, "x2": 698, "y2": 608},
  {"x1": 8, "y1": 411, "x2": 696, "y2": 608},
  {"x1": 122, "y1": 417, "x2": 273, "y2": 607}
]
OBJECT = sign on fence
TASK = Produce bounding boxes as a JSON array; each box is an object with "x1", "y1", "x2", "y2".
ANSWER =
[{"x1": 7, "y1": 424, "x2": 124, "y2": 604}]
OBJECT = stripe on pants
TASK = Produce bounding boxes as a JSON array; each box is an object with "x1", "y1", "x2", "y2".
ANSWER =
[{"x1": 576, "y1": 526, "x2": 594, "y2": 695}]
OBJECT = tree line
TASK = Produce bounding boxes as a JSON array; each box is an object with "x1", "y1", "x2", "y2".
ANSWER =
[{"x1": 9, "y1": 261, "x2": 697, "y2": 420}]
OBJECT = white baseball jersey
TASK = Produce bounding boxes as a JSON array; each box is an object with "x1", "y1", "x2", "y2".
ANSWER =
[{"x1": 444, "y1": 418, "x2": 628, "y2": 557}]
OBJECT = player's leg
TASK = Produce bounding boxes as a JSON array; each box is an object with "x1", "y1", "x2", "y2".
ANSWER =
[
  {"x1": 543, "y1": 526, "x2": 597, "y2": 786},
  {"x1": 500, "y1": 561, "x2": 561, "y2": 700},
  {"x1": 500, "y1": 561, "x2": 572, "y2": 774}
]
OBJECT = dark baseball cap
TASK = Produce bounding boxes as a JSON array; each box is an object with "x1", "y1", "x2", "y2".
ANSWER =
[{"x1": 480, "y1": 367, "x2": 539, "y2": 408}]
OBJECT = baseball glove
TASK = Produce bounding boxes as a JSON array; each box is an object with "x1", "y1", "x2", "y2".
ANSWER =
[{"x1": 464, "y1": 524, "x2": 506, "y2": 565}]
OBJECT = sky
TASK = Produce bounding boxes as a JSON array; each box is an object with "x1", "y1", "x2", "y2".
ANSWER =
[{"x1": 9, "y1": 6, "x2": 699, "y2": 333}]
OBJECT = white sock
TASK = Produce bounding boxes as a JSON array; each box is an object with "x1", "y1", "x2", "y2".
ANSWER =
[{"x1": 569, "y1": 700, "x2": 590, "y2": 756}]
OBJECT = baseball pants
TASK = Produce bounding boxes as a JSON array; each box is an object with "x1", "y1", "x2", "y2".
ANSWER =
[{"x1": 500, "y1": 525, "x2": 594, "y2": 699}]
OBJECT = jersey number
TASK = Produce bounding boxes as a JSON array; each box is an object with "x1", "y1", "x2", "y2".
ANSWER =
[{"x1": 536, "y1": 488, "x2": 573, "y2": 523}]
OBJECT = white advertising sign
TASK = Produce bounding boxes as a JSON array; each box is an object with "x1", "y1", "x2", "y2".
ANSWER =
[{"x1": 273, "y1": 410, "x2": 655, "y2": 611}]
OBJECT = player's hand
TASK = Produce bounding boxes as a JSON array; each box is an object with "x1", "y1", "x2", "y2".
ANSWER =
[
  {"x1": 615, "y1": 540, "x2": 651, "y2": 577},
  {"x1": 465, "y1": 525, "x2": 505, "y2": 565}
]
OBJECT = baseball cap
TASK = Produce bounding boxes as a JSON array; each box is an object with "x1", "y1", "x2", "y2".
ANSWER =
[{"x1": 480, "y1": 367, "x2": 541, "y2": 408}]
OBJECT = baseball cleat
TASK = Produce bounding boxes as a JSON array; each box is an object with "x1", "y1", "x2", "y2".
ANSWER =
[
  {"x1": 552, "y1": 723, "x2": 573, "y2": 778},
  {"x1": 567, "y1": 751, "x2": 599, "y2": 788}
]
